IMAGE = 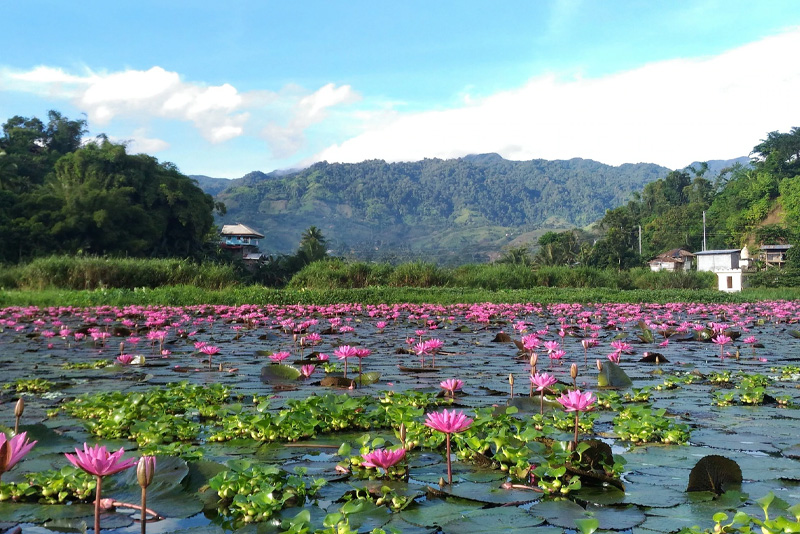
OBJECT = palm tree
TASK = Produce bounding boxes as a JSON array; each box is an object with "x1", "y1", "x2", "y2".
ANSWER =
[{"x1": 299, "y1": 226, "x2": 328, "y2": 263}]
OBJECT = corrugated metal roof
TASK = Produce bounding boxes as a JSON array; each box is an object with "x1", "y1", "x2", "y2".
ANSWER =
[
  {"x1": 220, "y1": 224, "x2": 265, "y2": 238},
  {"x1": 694, "y1": 249, "x2": 741, "y2": 255}
]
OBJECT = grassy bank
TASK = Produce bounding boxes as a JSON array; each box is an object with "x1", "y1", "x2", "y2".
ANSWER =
[
  {"x1": 0, "y1": 255, "x2": 239, "y2": 290},
  {"x1": 3, "y1": 285, "x2": 799, "y2": 308}
]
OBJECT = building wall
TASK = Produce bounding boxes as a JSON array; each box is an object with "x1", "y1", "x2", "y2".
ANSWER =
[
  {"x1": 697, "y1": 253, "x2": 739, "y2": 271},
  {"x1": 715, "y1": 269, "x2": 746, "y2": 292}
]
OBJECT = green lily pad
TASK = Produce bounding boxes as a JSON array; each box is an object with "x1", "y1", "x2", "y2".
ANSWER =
[
  {"x1": 400, "y1": 496, "x2": 482, "y2": 527},
  {"x1": 438, "y1": 481, "x2": 541, "y2": 505},
  {"x1": 597, "y1": 362, "x2": 633, "y2": 388},
  {"x1": 353, "y1": 372, "x2": 381, "y2": 386},
  {"x1": 530, "y1": 500, "x2": 646, "y2": 530},
  {"x1": 338, "y1": 499, "x2": 391, "y2": 531},
  {"x1": 260, "y1": 364, "x2": 301, "y2": 381},
  {"x1": 105, "y1": 456, "x2": 204, "y2": 519},
  {"x1": 443, "y1": 507, "x2": 546, "y2": 533}
]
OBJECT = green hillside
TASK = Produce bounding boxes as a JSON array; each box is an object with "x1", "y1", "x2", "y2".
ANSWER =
[{"x1": 214, "y1": 155, "x2": 671, "y2": 264}]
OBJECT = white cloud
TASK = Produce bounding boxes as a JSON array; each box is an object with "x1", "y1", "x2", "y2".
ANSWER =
[
  {"x1": 314, "y1": 27, "x2": 800, "y2": 169},
  {"x1": 1, "y1": 65, "x2": 355, "y2": 152},
  {"x1": 105, "y1": 129, "x2": 170, "y2": 154},
  {"x1": 262, "y1": 83, "x2": 360, "y2": 158}
]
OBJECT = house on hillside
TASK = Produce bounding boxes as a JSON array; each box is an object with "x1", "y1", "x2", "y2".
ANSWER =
[
  {"x1": 694, "y1": 249, "x2": 747, "y2": 292},
  {"x1": 648, "y1": 249, "x2": 695, "y2": 272},
  {"x1": 220, "y1": 224, "x2": 265, "y2": 262},
  {"x1": 759, "y1": 244, "x2": 793, "y2": 268}
]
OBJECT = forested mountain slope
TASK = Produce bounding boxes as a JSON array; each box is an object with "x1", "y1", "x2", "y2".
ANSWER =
[{"x1": 213, "y1": 156, "x2": 671, "y2": 263}]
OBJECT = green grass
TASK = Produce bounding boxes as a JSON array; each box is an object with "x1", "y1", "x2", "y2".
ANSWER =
[
  {"x1": 0, "y1": 255, "x2": 239, "y2": 290},
  {"x1": 3, "y1": 285, "x2": 798, "y2": 308}
]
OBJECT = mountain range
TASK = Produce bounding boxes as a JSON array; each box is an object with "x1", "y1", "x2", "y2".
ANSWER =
[{"x1": 192, "y1": 155, "x2": 748, "y2": 264}]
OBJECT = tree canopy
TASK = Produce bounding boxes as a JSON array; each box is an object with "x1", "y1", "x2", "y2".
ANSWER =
[{"x1": 0, "y1": 111, "x2": 218, "y2": 263}]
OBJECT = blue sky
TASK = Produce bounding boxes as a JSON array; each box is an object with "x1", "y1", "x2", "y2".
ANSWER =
[{"x1": 2, "y1": 1, "x2": 799, "y2": 177}]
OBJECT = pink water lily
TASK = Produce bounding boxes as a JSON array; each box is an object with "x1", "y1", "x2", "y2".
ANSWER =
[
  {"x1": 361, "y1": 448, "x2": 406, "y2": 474},
  {"x1": 529, "y1": 372, "x2": 557, "y2": 392},
  {"x1": 424, "y1": 409, "x2": 473, "y2": 485},
  {"x1": 557, "y1": 389, "x2": 596, "y2": 413},
  {"x1": 440, "y1": 379, "x2": 464, "y2": 396},
  {"x1": 66, "y1": 443, "x2": 137, "y2": 477},
  {"x1": 269, "y1": 351, "x2": 291, "y2": 363},
  {"x1": 66, "y1": 444, "x2": 137, "y2": 534},
  {"x1": 557, "y1": 388, "x2": 597, "y2": 450},
  {"x1": 712, "y1": 334, "x2": 732, "y2": 359},
  {"x1": 530, "y1": 372, "x2": 558, "y2": 414},
  {"x1": 0, "y1": 431, "x2": 37, "y2": 481},
  {"x1": 334, "y1": 345, "x2": 358, "y2": 377},
  {"x1": 300, "y1": 364, "x2": 316, "y2": 378},
  {"x1": 137, "y1": 456, "x2": 157, "y2": 534}
]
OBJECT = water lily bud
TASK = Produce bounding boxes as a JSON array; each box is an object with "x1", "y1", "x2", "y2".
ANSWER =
[
  {"x1": 596, "y1": 359, "x2": 603, "y2": 372},
  {"x1": 529, "y1": 354, "x2": 538, "y2": 367},
  {"x1": 137, "y1": 456, "x2": 156, "y2": 488},
  {"x1": 439, "y1": 476, "x2": 446, "y2": 488},
  {"x1": 399, "y1": 423, "x2": 407, "y2": 446},
  {"x1": 508, "y1": 373, "x2": 514, "y2": 386},
  {"x1": 293, "y1": 333, "x2": 298, "y2": 343},
  {"x1": 14, "y1": 397, "x2": 24, "y2": 418},
  {"x1": 119, "y1": 342, "x2": 124, "y2": 355},
  {"x1": 570, "y1": 363, "x2": 578, "y2": 380}
]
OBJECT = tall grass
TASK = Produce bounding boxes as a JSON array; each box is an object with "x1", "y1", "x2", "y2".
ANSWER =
[
  {"x1": 0, "y1": 255, "x2": 239, "y2": 290},
  {"x1": 287, "y1": 260, "x2": 716, "y2": 291}
]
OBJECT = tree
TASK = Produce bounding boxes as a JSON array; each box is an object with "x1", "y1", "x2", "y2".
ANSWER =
[
  {"x1": 298, "y1": 226, "x2": 328, "y2": 263},
  {"x1": 752, "y1": 127, "x2": 800, "y2": 177},
  {"x1": 0, "y1": 111, "x2": 87, "y2": 191},
  {"x1": 496, "y1": 245, "x2": 533, "y2": 266},
  {"x1": 49, "y1": 139, "x2": 215, "y2": 257}
]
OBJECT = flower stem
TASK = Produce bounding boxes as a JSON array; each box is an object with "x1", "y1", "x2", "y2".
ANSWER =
[
  {"x1": 445, "y1": 433, "x2": 452, "y2": 485},
  {"x1": 141, "y1": 487, "x2": 147, "y2": 534},
  {"x1": 94, "y1": 475, "x2": 103, "y2": 534},
  {"x1": 573, "y1": 412, "x2": 580, "y2": 450},
  {"x1": 540, "y1": 393, "x2": 544, "y2": 415}
]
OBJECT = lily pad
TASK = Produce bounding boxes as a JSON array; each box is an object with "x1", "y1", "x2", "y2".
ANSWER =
[
  {"x1": 353, "y1": 372, "x2": 381, "y2": 386},
  {"x1": 400, "y1": 496, "x2": 482, "y2": 528},
  {"x1": 436, "y1": 481, "x2": 541, "y2": 505},
  {"x1": 443, "y1": 507, "x2": 546, "y2": 533},
  {"x1": 687, "y1": 455, "x2": 743, "y2": 494},
  {"x1": 260, "y1": 364, "x2": 301, "y2": 382},
  {"x1": 530, "y1": 499, "x2": 646, "y2": 530},
  {"x1": 597, "y1": 361, "x2": 633, "y2": 388}
]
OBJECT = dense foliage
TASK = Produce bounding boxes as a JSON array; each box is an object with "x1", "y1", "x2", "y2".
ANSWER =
[
  {"x1": 216, "y1": 155, "x2": 669, "y2": 262},
  {"x1": 588, "y1": 127, "x2": 800, "y2": 272},
  {"x1": 0, "y1": 111, "x2": 219, "y2": 263}
]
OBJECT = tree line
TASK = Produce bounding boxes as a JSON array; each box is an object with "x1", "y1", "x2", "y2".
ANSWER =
[
  {"x1": 0, "y1": 111, "x2": 221, "y2": 263},
  {"x1": 512, "y1": 127, "x2": 800, "y2": 270}
]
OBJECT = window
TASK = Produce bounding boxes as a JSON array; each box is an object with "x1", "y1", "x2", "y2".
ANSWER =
[{"x1": 727, "y1": 276, "x2": 733, "y2": 289}]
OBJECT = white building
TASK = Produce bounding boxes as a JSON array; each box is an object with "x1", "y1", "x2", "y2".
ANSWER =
[{"x1": 694, "y1": 249, "x2": 747, "y2": 292}]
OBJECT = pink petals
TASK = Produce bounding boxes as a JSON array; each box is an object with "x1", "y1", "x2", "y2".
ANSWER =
[
  {"x1": 65, "y1": 443, "x2": 137, "y2": 477},
  {"x1": 556, "y1": 389, "x2": 597, "y2": 412},
  {"x1": 0, "y1": 431, "x2": 37, "y2": 478},
  {"x1": 424, "y1": 409, "x2": 473, "y2": 434}
]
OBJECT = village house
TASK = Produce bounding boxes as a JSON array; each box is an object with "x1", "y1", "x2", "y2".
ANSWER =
[
  {"x1": 694, "y1": 249, "x2": 746, "y2": 292},
  {"x1": 219, "y1": 223, "x2": 265, "y2": 262},
  {"x1": 648, "y1": 248, "x2": 695, "y2": 272}
]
